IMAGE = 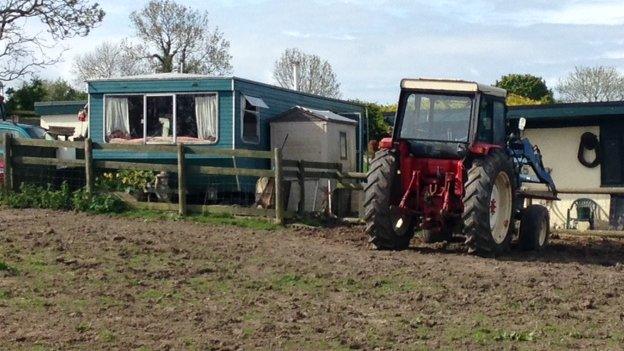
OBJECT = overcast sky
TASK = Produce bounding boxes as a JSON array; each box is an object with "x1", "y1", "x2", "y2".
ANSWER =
[{"x1": 32, "y1": 0, "x2": 624, "y2": 103}]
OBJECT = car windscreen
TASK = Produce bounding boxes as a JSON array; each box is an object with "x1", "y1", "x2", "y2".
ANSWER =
[
  {"x1": 25, "y1": 126, "x2": 47, "y2": 139},
  {"x1": 399, "y1": 93, "x2": 473, "y2": 143}
]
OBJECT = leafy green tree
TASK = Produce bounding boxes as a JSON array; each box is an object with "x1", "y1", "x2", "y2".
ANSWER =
[
  {"x1": 495, "y1": 74, "x2": 554, "y2": 103},
  {"x1": 351, "y1": 101, "x2": 396, "y2": 142},
  {"x1": 43, "y1": 79, "x2": 88, "y2": 102},
  {"x1": 6, "y1": 78, "x2": 46, "y2": 111},
  {"x1": 6, "y1": 78, "x2": 87, "y2": 112}
]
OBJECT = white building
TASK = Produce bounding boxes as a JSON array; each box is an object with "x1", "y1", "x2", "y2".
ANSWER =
[
  {"x1": 34, "y1": 101, "x2": 87, "y2": 139},
  {"x1": 509, "y1": 102, "x2": 624, "y2": 230}
]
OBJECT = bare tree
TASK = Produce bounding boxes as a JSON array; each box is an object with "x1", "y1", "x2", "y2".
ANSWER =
[
  {"x1": 0, "y1": 0, "x2": 104, "y2": 82},
  {"x1": 273, "y1": 48, "x2": 341, "y2": 98},
  {"x1": 72, "y1": 40, "x2": 151, "y2": 84},
  {"x1": 129, "y1": 0, "x2": 232, "y2": 75},
  {"x1": 556, "y1": 66, "x2": 624, "y2": 102}
]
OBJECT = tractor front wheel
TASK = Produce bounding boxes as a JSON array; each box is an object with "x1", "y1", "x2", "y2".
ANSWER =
[
  {"x1": 519, "y1": 205, "x2": 550, "y2": 251},
  {"x1": 364, "y1": 150, "x2": 414, "y2": 250},
  {"x1": 463, "y1": 149, "x2": 516, "y2": 256}
]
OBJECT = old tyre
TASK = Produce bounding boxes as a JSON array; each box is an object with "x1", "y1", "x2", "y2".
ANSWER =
[
  {"x1": 364, "y1": 150, "x2": 414, "y2": 250},
  {"x1": 519, "y1": 205, "x2": 550, "y2": 251},
  {"x1": 463, "y1": 149, "x2": 516, "y2": 256}
]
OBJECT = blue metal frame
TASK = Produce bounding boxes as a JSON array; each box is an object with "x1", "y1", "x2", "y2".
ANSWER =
[{"x1": 508, "y1": 137, "x2": 557, "y2": 195}]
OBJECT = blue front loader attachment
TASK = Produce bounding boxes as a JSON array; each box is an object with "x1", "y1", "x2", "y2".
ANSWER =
[{"x1": 508, "y1": 137, "x2": 558, "y2": 200}]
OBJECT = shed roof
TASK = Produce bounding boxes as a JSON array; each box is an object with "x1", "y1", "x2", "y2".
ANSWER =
[
  {"x1": 34, "y1": 100, "x2": 87, "y2": 116},
  {"x1": 508, "y1": 101, "x2": 624, "y2": 121},
  {"x1": 271, "y1": 106, "x2": 357, "y2": 125}
]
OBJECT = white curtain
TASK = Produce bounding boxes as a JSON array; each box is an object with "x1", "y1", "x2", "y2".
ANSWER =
[
  {"x1": 195, "y1": 95, "x2": 217, "y2": 140},
  {"x1": 105, "y1": 97, "x2": 130, "y2": 137}
]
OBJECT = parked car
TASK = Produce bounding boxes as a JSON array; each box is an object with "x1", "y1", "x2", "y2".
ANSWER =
[
  {"x1": 0, "y1": 121, "x2": 49, "y2": 140},
  {"x1": 0, "y1": 121, "x2": 58, "y2": 188}
]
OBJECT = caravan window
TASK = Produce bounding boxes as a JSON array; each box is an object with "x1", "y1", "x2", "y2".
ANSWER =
[
  {"x1": 176, "y1": 94, "x2": 218, "y2": 143},
  {"x1": 104, "y1": 93, "x2": 218, "y2": 144},
  {"x1": 104, "y1": 95, "x2": 144, "y2": 142},
  {"x1": 241, "y1": 97, "x2": 260, "y2": 144},
  {"x1": 145, "y1": 95, "x2": 174, "y2": 143}
]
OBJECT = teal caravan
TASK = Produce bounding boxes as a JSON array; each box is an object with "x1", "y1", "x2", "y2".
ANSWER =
[{"x1": 86, "y1": 73, "x2": 366, "y2": 196}]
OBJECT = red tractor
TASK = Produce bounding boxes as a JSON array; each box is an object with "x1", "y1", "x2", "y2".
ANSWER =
[{"x1": 364, "y1": 79, "x2": 558, "y2": 256}]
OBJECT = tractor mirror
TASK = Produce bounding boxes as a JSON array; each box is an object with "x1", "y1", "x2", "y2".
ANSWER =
[{"x1": 518, "y1": 117, "x2": 527, "y2": 131}]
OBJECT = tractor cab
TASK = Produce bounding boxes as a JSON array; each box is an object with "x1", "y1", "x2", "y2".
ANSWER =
[{"x1": 390, "y1": 79, "x2": 507, "y2": 159}]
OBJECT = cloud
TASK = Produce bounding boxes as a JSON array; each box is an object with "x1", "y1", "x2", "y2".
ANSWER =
[
  {"x1": 419, "y1": 0, "x2": 624, "y2": 27},
  {"x1": 282, "y1": 30, "x2": 356, "y2": 41},
  {"x1": 283, "y1": 30, "x2": 311, "y2": 39},
  {"x1": 538, "y1": 1, "x2": 624, "y2": 26}
]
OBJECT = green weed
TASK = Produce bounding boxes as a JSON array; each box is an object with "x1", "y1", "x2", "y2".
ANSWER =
[
  {"x1": 1, "y1": 183, "x2": 126, "y2": 214},
  {"x1": 0, "y1": 260, "x2": 17, "y2": 275}
]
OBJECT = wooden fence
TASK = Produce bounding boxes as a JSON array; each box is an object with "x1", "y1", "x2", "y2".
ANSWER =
[
  {"x1": 282, "y1": 160, "x2": 366, "y2": 215},
  {"x1": 1, "y1": 135, "x2": 366, "y2": 223}
]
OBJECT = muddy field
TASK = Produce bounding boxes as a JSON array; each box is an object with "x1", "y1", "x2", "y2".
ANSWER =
[{"x1": 1, "y1": 209, "x2": 624, "y2": 350}]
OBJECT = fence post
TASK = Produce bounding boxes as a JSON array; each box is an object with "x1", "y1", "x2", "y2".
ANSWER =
[
  {"x1": 3, "y1": 133, "x2": 12, "y2": 190},
  {"x1": 177, "y1": 143, "x2": 187, "y2": 216},
  {"x1": 84, "y1": 138, "x2": 94, "y2": 195},
  {"x1": 274, "y1": 147, "x2": 284, "y2": 225},
  {"x1": 298, "y1": 160, "x2": 305, "y2": 216}
]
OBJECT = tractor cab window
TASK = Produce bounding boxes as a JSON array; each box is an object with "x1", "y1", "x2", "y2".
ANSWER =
[
  {"x1": 477, "y1": 98, "x2": 493, "y2": 142},
  {"x1": 477, "y1": 97, "x2": 506, "y2": 144},
  {"x1": 399, "y1": 93, "x2": 472, "y2": 143},
  {"x1": 493, "y1": 101, "x2": 506, "y2": 144}
]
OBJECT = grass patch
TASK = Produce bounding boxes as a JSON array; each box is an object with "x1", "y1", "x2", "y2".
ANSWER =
[
  {"x1": 13, "y1": 296, "x2": 47, "y2": 311},
  {"x1": 120, "y1": 209, "x2": 279, "y2": 231},
  {"x1": 0, "y1": 261, "x2": 12, "y2": 271},
  {"x1": 473, "y1": 328, "x2": 492, "y2": 344},
  {"x1": 0, "y1": 260, "x2": 18, "y2": 275},
  {"x1": 99, "y1": 329, "x2": 116, "y2": 343},
  {"x1": 273, "y1": 274, "x2": 324, "y2": 291},
  {"x1": 371, "y1": 276, "x2": 420, "y2": 295},
  {"x1": 75, "y1": 322, "x2": 92, "y2": 333}
]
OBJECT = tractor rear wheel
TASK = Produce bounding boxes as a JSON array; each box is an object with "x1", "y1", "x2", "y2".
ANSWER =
[
  {"x1": 519, "y1": 205, "x2": 550, "y2": 251},
  {"x1": 463, "y1": 149, "x2": 516, "y2": 256},
  {"x1": 364, "y1": 150, "x2": 414, "y2": 250}
]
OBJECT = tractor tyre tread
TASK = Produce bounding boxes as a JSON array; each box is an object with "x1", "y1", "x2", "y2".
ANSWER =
[
  {"x1": 364, "y1": 150, "x2": 413, "y2": 250},
  {"x1": 519, "y1": 205, "x2": 550, "y2": 251},
  {"x1": 462, "y1": 149, "x2": 516, "y2": 256}
]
